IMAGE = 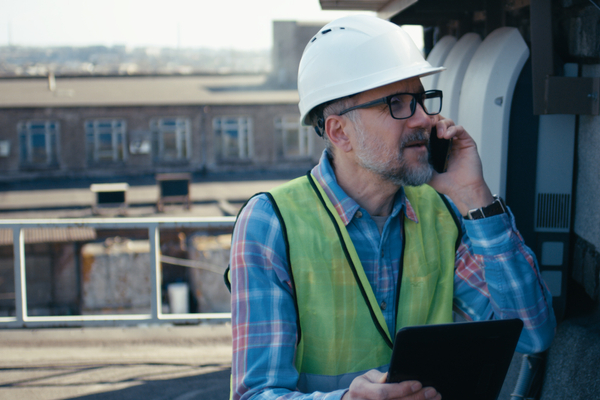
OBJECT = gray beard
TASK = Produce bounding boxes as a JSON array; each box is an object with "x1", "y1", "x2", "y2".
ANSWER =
[{"x1": 355, "y1": 122, "x2": 433, "y2": 187}]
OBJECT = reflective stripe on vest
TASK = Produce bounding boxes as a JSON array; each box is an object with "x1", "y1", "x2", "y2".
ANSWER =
[{"x1": 269, "y1": 173, "x2": 458, "y2": 393}]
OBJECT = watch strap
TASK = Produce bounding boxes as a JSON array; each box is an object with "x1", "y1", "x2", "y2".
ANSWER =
[{"x1": 465, "y1": 195, "x2": 507, "y2": 220}]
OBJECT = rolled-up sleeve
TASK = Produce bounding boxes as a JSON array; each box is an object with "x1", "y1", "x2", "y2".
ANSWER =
[{"x1": 452, "y1": 203, "x2": 556, "y2": 354}]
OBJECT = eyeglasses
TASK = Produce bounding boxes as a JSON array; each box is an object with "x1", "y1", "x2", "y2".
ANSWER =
[{"x1": 338, "y1": 90, "x2": 443, "y2": 120}]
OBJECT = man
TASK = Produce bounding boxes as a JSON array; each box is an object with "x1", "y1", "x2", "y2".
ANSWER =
[{"x1": 229, "y1": 15, "x2": 556, "y2": 400}]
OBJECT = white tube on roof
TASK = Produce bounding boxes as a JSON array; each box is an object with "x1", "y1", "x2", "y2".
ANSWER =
[
  {"x1": 458, "y1": 27, "x2": 529, "y2": 199},
  {"x1": 436, "y1": 33, "x2": 482, "y2": 124},
  {"x1": 421, "y1": 35, "x2": 457, "y2": 91}
]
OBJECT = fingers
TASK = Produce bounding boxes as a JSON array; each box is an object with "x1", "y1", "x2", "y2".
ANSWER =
[
  {"x1": 434, "y1": 120, "x2": 463, "y2": 140},
  {"x1": 376, "y1": 371, "x2": 389, "y2": 384},
  {"x1": 384, "y1": 382, "x2": 442, "y2": 400},
  {"x1": 431, "y1": 115, "x2": 451, "y2": 137},
  {"x1": 431, "y1": 116, "x2": 471, "y2": 143},
  {"x1": 344, "y1": 370, "x2": 442, "y2": 400}
]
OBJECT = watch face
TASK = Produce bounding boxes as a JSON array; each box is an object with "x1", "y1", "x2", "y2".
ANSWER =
[
  {"x1": 468, "y1": 209, "x2": 485, "y2": 220},
  {"x1": 487, "y1": 198, "x2": 506, "y2": 217}
]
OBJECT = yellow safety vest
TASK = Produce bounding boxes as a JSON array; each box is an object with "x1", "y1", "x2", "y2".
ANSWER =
[{"x1": 267, "y1": 173, "x2": 459, "y2": 393}]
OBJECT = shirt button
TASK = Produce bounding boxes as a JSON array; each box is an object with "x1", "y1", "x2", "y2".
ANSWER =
[
  {"x1": 356, "y1": 211, "x2": 363, "y2": 218},
  {"x1": 380, "y1": 301, "x2": 387, "y2": 310}
]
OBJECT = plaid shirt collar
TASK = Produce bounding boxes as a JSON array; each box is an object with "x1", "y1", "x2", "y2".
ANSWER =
[{"x1": 311, "y1": 150, "x2": 419, "y2": 226}]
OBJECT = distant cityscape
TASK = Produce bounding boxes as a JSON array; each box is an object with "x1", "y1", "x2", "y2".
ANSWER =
[{"x1": 0, "y1": 45, "x2": 272, "y2": 77}]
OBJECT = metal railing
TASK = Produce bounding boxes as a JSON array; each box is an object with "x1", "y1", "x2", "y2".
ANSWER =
[{"x1": 0, "y1": 216, "x2": 236, "y2": 328}]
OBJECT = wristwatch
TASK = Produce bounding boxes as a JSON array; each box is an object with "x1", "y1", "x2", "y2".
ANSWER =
[{"x1": 464, "y1": 195, "x2": 507, "y2": 220}]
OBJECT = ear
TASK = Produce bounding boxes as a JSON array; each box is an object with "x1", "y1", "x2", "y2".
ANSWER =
[{"x1": 325, "y1": 115, "x2": 353, "y2": 153}]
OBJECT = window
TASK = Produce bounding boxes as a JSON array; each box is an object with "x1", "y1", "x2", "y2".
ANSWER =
[
  {"x1": 18, "y1": 121, "x2": 59, "y2": 166},
  {"x1": 150, "y1": 118, "x2": 191, "y2": 162},
  {"x1": 213, "y1": 117, "x2": 253, "y2": 160},
  {"x1": 85, "y1": 119, "x2": 127, "y2": 163},
  {"x1": 275, "y1": 116, "x2": 313, "y2": 158}
]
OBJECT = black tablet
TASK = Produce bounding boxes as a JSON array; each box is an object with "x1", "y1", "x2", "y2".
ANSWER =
[{"x1": 387, "y1": 319, "x2": 523, "y2": 400}]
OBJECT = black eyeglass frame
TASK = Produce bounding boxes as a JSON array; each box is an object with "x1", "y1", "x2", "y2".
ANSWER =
[{"x1": 338, "y1": 90, "x2": 443, "y2": 120}]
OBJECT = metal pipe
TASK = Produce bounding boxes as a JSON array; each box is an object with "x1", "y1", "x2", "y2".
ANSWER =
[
  {"x1": 510, "y1": 353, "x2": 546, "y2": 400},
  {"x1": 149, "y1": 224, "x2": 161, "y2": 322},
  {"x1": 13, "y1": 228, "x2": 27, "y2": 323},
  {"x1": 530, "y1": 0, "x2": 554, "y2": 115}
]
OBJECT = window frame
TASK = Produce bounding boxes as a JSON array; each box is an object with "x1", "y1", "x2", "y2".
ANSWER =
[
  {"x1": 213, "y1": 116, "x2": 254, "y2": 161},
  {"x1": 17, "y1": 120, "x2": 60, "y2": 167},
  {"x1": 274, "y1": 115, "x2": 313, "y2": 159},
  {"x1": 150, "y1": 117, "x2": 192, "y2": 163},
  {"x1": 85, "y1": 119, "x2": 128, "y2": 163}
]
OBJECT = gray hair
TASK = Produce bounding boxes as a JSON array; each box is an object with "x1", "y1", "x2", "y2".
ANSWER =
[{"x1": 308, "y1": 96, "x2": 359, "y2": 156}]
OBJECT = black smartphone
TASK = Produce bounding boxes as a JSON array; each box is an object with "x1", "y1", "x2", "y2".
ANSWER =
[{"x1": 428, "y1": 127, "x2": 452, "y2": 173}]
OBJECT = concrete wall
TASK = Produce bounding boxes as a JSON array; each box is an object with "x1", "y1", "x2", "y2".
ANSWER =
[
  {"x1": 271, "y1": 21, "x2": 322, "y2": 89},
  {"x1": 563, "y1": 3, "x2": 600, "y2": 59},
  {"x1": 81, "y1": 239, "x2": 152, "y2": 314},
  {"x1": 572, "y1": 64, "x2": 600, "y2": 302},
  {"x1": 0, "y1": 257, "x2": 14, "y2": 315},
  {"x1": 0, "y1": 243, "x2": 79, "y2": 316},
  {"x1": 78, "y1": 233, "x2": 234, "y2": 315},
  {"x1": 52, "y1": 243, "x2": 79, "y2": 308},
  {"x1": 187, "y1": 233, "x2": 231, "y2": 313}
]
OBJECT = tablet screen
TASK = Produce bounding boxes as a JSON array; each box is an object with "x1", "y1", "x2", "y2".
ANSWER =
[{"x1": 387, "y1": 319, "x2": 523, "y2": 400}]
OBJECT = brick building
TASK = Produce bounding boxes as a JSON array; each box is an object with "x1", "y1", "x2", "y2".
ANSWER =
[{"x1": 0, "y1": 73, "x2": 327, "y2": 182}]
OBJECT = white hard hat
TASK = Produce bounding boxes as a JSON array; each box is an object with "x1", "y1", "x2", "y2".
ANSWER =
[{"x1": 298, "y1": 14, "x2": 444, "y2": 126}]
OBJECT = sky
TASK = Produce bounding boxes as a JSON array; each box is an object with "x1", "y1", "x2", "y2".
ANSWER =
[
  {"x1": 0, "y1": 0, "x2": 423, "y2": 51},
  {"x1": 0, "y1": 0, "x2": 370, "y2": 50}
]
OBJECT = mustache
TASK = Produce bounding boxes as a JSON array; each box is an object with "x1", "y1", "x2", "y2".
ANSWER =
[{"x1": 400, "y1": 130, "x2": 429, "y2": 149}]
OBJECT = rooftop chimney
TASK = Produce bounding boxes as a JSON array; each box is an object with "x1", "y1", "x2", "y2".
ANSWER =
[{"x1": 48, "y1": 72, "x2": 56, "y2": 92}]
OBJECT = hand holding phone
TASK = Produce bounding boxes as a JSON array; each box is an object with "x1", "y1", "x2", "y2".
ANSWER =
[{"x1": 428, "y1": 127, "x2": 452, "y2": 173}]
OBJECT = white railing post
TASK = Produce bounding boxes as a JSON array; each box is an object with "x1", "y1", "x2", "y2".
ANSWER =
[
  {"x1": 148, "y1": 224, "x2": 162, "y2": 322},
  {"x1": 13, "y1": 228, "x2": 27, "y2": 324}
]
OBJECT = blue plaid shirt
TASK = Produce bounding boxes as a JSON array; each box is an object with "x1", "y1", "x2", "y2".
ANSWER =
[{"x1": 230, "y1": 151, "x2": 556, "y2": 400}]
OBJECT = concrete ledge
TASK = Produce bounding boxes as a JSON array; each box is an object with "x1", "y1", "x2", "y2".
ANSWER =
[{"x1": 541, "y1": 315, "x2": 600, "y2": 399}]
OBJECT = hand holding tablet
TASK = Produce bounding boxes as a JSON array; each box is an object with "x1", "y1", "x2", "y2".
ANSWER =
[{"x1": 387, "y1": 319, "x2": 524, "y2": 400}]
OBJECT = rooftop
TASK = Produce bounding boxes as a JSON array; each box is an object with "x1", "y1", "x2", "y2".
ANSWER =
[
  {"x1": 0, "y1": 74, "x2": 299, "y2": 108},
  {"x1": 0, "y1": 174, "x2": 299, "y2": 219}
]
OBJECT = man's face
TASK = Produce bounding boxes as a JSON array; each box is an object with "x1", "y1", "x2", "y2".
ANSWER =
[{"x1": 349, "y1": 77, "x2": 434, "y2": 187}]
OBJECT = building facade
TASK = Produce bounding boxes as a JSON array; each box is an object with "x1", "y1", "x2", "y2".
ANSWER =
[{"x1": 0, "y1": 75, "x2": 325, "y2": 182}]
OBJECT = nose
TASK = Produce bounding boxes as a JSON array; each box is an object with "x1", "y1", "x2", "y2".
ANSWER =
[{"x1": 405, "y1": 102, "x2": 432, "y2": 131}]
